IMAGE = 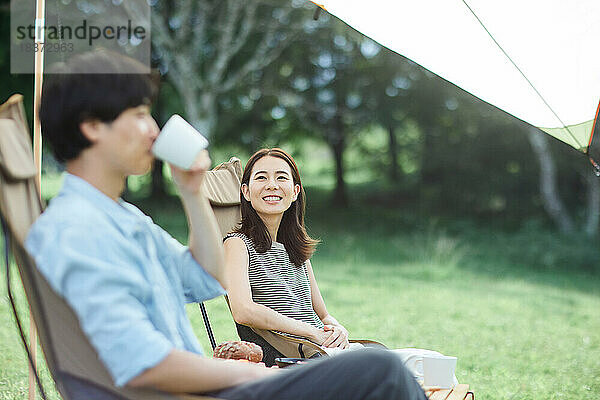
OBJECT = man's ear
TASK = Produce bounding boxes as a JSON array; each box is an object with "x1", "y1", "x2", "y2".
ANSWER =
[
  {"x1": 79, "y1": 119, "x2": 104, "y2": 143},
  {"x1": 241, "y1": 183, "x2": 251, "y2": 202}
]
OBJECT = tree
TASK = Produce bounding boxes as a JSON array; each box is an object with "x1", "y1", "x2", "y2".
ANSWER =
[
  {"x1": 360, "y1": 48, "x2": 416, "y2": 183},
  {"x1": 147, "y1": 0, "x2": 311, "y2": 136},
  {"x1": 584, "y1": 167, "x2": 600, "y2": 236},
  {"x1": 0, "y1": 1, "x2": 33, "y2": 123},
  {"x1": 528, "y1": 128, "x2": 600, "y2": 236},
  {"x1": 527, "y1": 128, "x2": 575, "y2": 233}
]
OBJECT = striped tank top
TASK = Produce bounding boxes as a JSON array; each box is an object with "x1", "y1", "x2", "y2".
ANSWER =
[{"x1": 225, "y1": 232, "x2": 324, "y2": 329}]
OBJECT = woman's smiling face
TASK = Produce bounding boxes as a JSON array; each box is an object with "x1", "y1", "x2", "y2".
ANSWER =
[{"x1": 241, "y1": 155, "x2": 300, "y2": 218}]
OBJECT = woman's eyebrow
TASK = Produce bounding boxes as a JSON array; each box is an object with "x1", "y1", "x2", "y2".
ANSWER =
[{"x1": 252, "y1": 170, "x2": 290, "y2": 176}]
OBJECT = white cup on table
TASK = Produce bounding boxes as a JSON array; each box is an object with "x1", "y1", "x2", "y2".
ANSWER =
[
  {"x1": 151, "y1": 114, "x2": 209, "y2": 170},
  {"x1": 422, "y1": 355, "x2": 457, "y2": 389},
  {"x1": 393, "y1": 349, "x2": 458, "y2": 389}
]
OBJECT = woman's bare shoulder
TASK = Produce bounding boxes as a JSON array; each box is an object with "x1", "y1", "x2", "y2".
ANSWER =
[{"x1": 224, "y1": 234, "x2": 248, "y2": 254}]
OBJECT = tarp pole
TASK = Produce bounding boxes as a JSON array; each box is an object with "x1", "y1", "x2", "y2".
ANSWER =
[{"x1": 31, "y1": 0, "x2": 45, "y2": 398}]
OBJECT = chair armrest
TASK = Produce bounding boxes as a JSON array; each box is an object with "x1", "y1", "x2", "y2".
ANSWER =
[
  {"x1": 349, "y1": 339, "x2": 388, "y2": 350},
  {"x1": 267, "y1": 330, "x2": 329, "y2": 357},
  {"x1": 268, "y1": 331, "x2": 388, "y2": 355}
]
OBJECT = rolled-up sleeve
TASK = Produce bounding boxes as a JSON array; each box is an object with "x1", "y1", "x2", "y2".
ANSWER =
[
  {"x1": 151, "y1": 223, "x2": 225, "y2": 303},
  {"x1": 177, "y1": 249, "x2": 226, "y2": 303},
  {"x1": 28, "y1": 226, "x2": 173, "y2": 387}
]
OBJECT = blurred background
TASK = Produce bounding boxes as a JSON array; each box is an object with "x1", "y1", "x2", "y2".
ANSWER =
[
  {"x1": 3, "y1": 0, "x2": 599, "y2": 235},
  {"x1": 1, "y1": 1, "x2": 599, "y2": 399}
]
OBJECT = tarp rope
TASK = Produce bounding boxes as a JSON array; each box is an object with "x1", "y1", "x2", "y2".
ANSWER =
[
  {"x1": 460, "y1": 0, "x2": 582, "y2": 149},
  {"x1": 587, "y1": 100, "x2": 600, "y2": 175}
]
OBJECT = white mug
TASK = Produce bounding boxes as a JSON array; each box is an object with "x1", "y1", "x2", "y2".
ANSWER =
[
  {"x1": 151, "y1": 114, "x2": 209, "y2": 170},
  {"x1": 423, "y1": 355, "x2": 457, "y2": 389},
  {"x1": 397, "y1": 352, "x2": 425, "y2": 380},
  {"x1": 393, "y1": 349, "x2": 458, "y2": 388}
]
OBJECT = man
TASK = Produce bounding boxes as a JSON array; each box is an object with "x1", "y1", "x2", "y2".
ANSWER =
[{"x1": 26, "y1": 49, "x2": 426, "y2": 400}]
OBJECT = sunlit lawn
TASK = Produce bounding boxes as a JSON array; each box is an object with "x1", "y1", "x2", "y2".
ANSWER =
[{"x1": 1, "y1": 185, "x2": 599, "y2": 399}]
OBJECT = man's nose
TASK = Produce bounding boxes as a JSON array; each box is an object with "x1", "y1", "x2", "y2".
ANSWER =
[{"x1": 149, "y1": 117, "x2": 160, "y2": 140}]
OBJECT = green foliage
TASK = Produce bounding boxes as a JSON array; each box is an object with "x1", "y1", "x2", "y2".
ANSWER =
[
  {"x1": 0, "y1": 2, "x2": 33, "y2": 126},
  {"x1": 2, "y1": 0, "x2": 595, "y2": 229}
]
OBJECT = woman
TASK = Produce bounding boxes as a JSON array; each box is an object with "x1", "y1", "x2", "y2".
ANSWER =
[
  {"x1": 223, "y1": 149, "x2": 458, "y2": 385},
  {"x1": 224, "y1": 148, "x2": 350, "y2": 365}
]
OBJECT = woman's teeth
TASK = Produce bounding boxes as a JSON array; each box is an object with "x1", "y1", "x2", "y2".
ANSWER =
[{"x1": 263, "y1": 196, "x2": 281, "y2": 201}]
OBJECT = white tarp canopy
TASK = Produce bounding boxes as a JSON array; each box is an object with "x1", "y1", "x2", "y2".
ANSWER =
[{"x1": 314, "y1": 0, "x2": 600, "y2": 152}]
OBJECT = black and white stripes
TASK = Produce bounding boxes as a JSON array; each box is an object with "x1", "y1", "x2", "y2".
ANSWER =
[{"x1": 225, "y1": 232, "x2": 324, "y2": 329}]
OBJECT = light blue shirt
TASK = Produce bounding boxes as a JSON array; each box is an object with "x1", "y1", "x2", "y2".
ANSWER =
[{"x1": 25, "y1": 173, "x2": 225, "y2": 386}]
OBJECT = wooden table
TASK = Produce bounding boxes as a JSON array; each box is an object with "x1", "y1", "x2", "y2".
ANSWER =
[{"x1": 424, "y1": 384, "x2": 474, "y2": 400}]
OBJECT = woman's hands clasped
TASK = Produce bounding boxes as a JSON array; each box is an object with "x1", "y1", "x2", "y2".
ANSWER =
[{"x1": 321, "y1": 324, "x2": 350, "y2": 349}]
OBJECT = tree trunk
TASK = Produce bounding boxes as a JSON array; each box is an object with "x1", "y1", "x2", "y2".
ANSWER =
[
  {"x1": 151, "y1": 159, "x2": 167, "y2": 198},
  {"x1": 419, "y1": 124, "x2": 437, "y2": 186},
  {"x1": 584, "y1": 167, "x2": 600, "y2": 236},
  {"x1": 197, "y1": 92, "x2": 218, "y2": 136},
  {"x1": 180, "y1": 89, "x2": 217, "y2": 137},
  {"x1": 388, "y1": 124, "x2": 399, "y2": 181},
  {"x1": 150, "y1": 77, "x2": 168, "y2": 199},
  {"x1": 330, "y1": 114, "x2": 348, "y2": 207},
  {"x1": 527, "y1": 128, "x2": 575, "y2": 234},
  {"x1": 331, "y1": 139, "x2": 348, "y2": 207}
]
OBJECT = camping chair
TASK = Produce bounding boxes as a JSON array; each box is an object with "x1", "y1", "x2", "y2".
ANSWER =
[
  {"x1": 201, "y1": 157, "x2": 388, "y2": 361},
  {"x1": 0, "y1": 94, "x2": 216, "y2": 400}
]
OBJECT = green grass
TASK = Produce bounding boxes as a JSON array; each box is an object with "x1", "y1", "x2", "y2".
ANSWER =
[{"x1": 1, "y1": 186, "x2": 599, "y2": 399}]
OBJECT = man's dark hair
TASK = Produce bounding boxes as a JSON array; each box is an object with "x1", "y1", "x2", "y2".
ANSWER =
[{"x1": 40, "y1": 49, "x2": 157, "y2": 163}]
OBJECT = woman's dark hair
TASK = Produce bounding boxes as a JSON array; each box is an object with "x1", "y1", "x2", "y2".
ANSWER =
[
  {"x1": 236, "y1": 148, "x2": 319, "y2": 266},
  {"x1": 40, "y1": 49, "x2": 157, "y2": 163}
]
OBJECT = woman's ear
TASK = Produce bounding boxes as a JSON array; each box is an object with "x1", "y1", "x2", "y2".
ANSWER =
[
  {"x1": 241, "y1": 183, "x2": 251, "y2": 202},
  {"x1": 293, "y1": 184, "x2": 300, "y2": 201},
  {"x1": 79, "y1": 119, "x2": 104, "y2": 143}
]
